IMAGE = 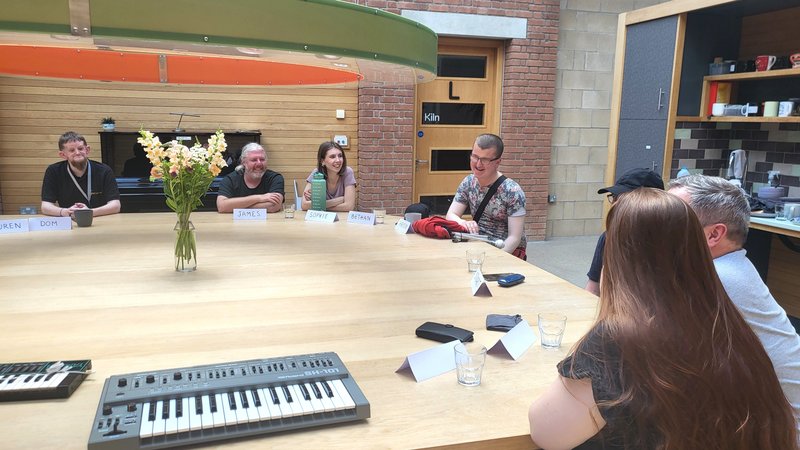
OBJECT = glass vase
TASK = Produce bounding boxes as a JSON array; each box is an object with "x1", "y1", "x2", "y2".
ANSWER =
[{"x1": 173, "y1": 218, "x2": 197, "y2": 272}]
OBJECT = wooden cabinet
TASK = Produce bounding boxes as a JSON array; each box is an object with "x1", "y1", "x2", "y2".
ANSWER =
[
  {"x1": 698, "y1": 68, "x2": 800, "y2": 122},
  {"x1": 99, "y1": 131, "x2": 261, "y2": 212}
]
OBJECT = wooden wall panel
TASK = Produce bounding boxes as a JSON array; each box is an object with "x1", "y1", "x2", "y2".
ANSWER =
[
  {"x1": 0, "y1": 76, "x2": 358, "y2": 214},
  {"x1": 739, "y1": 6, "x2": 800, "y2": 60},
  {"x1": 768, "y1": 235, "x2": 800, "y2": 318}
]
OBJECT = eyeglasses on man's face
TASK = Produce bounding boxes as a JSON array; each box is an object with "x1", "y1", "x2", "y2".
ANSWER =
[{"x1": 469, "y1": 153, "x2": 500, "y2": 165}]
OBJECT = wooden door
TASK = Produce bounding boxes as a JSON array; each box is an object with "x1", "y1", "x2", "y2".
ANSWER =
[{"x1": 413, "y1": 39, "x2": 503, "y2": 215}]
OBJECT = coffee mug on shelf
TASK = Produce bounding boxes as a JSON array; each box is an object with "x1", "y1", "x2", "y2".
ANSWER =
[
  {"x1": 763, "y1": 101, "x2": 779, "y2": 117},
  {"x1": 755, "y1": 55, "x2": 777, "y2": 71},
  {"x1": 791, "y1": 53, "x2": 800, "y2": 69},
  {"x1": 712, "y1": 103, "x2": 727, "y2": 117},
  {"x1": 779, "y1": 101, "x2": 795, "y2": 117}
]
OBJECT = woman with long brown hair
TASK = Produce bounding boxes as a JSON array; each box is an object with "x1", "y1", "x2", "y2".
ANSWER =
[{"x1": 528, "y1": 188, "x2": 796, "y2": 449}]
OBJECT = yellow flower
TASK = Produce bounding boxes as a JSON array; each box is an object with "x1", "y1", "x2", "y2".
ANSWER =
[
  {"x1": 209, "y1": 164, "x2": 221, "y2": 176},
  {"x1": 150, "y1": 166, "x2": 164, "y2": 180}
]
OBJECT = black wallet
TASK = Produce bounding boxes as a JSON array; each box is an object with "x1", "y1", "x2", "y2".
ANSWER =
[
  {"x1": 415, "y1": 322, "x2": 474, "y2": 343},
  {"x1": 486, "y1": 314, "x2": 523, "y2": 332}
]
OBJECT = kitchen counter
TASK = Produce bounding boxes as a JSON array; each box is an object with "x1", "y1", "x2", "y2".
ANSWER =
[{"x1": 750, "y1": 217, "x2": 800, "y2": 239}]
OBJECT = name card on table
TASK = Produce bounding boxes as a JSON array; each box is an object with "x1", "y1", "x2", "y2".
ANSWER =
[
  {"x1": 488, "y1": 320, "x2": 537, "y2": 360},
  {"x1": 0, "y1": 219, "x2": 29, "y2": 234},
  {"x1": 396, "y1": 340, "x2": 459, "y2": 382},
  {"x1": 305, "y1": 210, "x2": 339, "y2": 223},
  {"x1": 29, "y1": 217, "x2": 72, "y2": 232},
  {"x1": 394, "y1": 218, "x2": 414, "y2": 234},
  {"x1": 470, "y1": 270, "x2": 492, "y2": 297},
  {"x1": 233, "y1": 208, "x2": 267, "y2": 221},
  {"x1": 347, "y1": 211, "x2": 375, "y2": 225}
]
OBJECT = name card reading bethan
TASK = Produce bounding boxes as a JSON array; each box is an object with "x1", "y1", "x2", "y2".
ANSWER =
[
  {"x1": 305, "y1": 210, "x2": 339, "y2": 223},
  {"x1": 0, "y1": 219, "x2": 30, "y2": 234},
  {"x1": 233, "y1": 208, "x2": 267, "y2": 221},
  {"x1": 28, "y1": 217, "x2": 72, "y2": 232},
  {"x1": 347, "y1": 211, "x2": 375, "y2": 225}
]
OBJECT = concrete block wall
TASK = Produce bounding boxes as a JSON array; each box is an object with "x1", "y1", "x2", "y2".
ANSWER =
[{"x1": 548, "y1": 0, "x2": 671, "y2": 237}]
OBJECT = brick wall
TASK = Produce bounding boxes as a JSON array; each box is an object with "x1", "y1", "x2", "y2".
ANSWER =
[{"x1": 354, "y1": 0, "x2": 560, "y2": 241}]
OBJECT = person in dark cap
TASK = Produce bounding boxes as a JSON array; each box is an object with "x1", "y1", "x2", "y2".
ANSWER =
[{"x1": 584, "y1": 168, "x2": 664, "y2": 295}]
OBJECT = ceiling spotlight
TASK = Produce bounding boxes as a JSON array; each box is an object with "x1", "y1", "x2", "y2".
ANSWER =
[
  {"x1": 332, "y1": 62, "x2": 349, "y2": 68},
  {"x1": 49, "y1": 34, "x2": 80, "y2": 41},
  {"x1": 236, "y1": 47, "x2": 264, "y2": 56},
  {"x1": 316, "y1": 54, "x2": 341, "y2": 60}
]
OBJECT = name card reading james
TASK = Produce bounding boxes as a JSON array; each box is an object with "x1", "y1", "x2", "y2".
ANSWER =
[
  {"x1": 29, "y1": 217, "x2": 72, "y2": 232},
  {"x1": 470, "y1": 269, "x2": 492, "y2": 297},
  {"x1": 394, "y1": 218, "x2": 413, "y2": 234},
  {"x1": 305, "y1": 210, "x2": 339, "y2": 223},
  {"x1": 0, "y1": 219, "x2": 30, "y2": 234},
  {"x1": 233, "y1": 208, "x2": 267, "y2": 221},
  {"x1": 347, "y1": 211, "x2": 375, "y2": 225}
]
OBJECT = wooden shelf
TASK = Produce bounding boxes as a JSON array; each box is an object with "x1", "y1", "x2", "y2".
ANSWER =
[
  {"x1": 704, "y1": 67, "x2": 800, "y2": 82},
  {"x1": 676, "y1": 115, "x2": 800, "y2": 123}
]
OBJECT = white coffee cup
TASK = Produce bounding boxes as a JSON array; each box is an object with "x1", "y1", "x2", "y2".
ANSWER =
[
  {"x1": 779, "y1": 101, "x2": 794, "y2": 117},
  {"x1": 712, "y1": 103, "x2": 727, "y2": 117}
]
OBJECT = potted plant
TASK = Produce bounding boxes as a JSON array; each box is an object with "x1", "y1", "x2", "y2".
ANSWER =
[{"x1": 101, "y1": 117, "x2": 116, "y2": 131}]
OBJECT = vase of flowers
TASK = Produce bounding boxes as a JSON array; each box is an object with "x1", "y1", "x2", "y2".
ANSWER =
[{"x1": 137, "y1": 129, "x2": 227, "y2": 272}]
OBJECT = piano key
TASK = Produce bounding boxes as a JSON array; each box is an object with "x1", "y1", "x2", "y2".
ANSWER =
[
  {"x1": 176, "y1": 398, "x2": 191, "y2": 433},
  {"x1": 326, "y1": 382, "x2": 347, "y2": 411},
  {"x1": 258, "y1": 388, "x2": 281, "y2": 419},
  {"x1": 242, "y1": 390, "x2": 260, "y2": 423},
  {"x1": 152, "y1": 401, "x2": 166, "y2": 436},
  {"x1": 220, "y1": 392, "x2": 240, "y2": 426},
  {"x1": 163, "y1": 398, "x2": 172, "y2": 419},
  {"x1": 321, "y1": 380, "x2": 335, "y2": 398},
  {"x1": 331, "y1": 379, "x2": 356, "y2": 409},
  {"x1": 268, "y1": 386, "x2": 279, "y2": 405},
  {"x1": 299, "y1": 383, "x2": 311, "y2": 401},
  {"x1": 283, "y1": 385, "x2": 303, "y2": 417},
  {"x1": 164, "y1": 398, "x2": 179, "y2": 435},
  {"x1": 314, "y1": 382, "x2": 335, "y2": 413},
  {"x1": 309, "y1": 382, "x2": 323, "y2": 399},
  {"x1": 0, "y1": 375, "x2": 21, "y2": 390},
  {"x1": 276, "y1": 385, "x2": 295, "y2": 418},
  {"x1": 25, "y1": 374, "x2": 49, "y2": 390},
  {"x1": 41, "y1": 372, "x2": 68, "y2": 389},
  {"x1": 304, "y1": 382, "x2": 325, "y2": 413},
  {"x1": 290, "y1": 384, "x2": 314, "y2": 414},
  {"x1": 188, "y1": 397, "x2": 203, "y2": 432},
  {"x1": 148, "y1": 401, "x2": 157, "y2": 421},
  {"x1": 139, "y1": 402, "x2": 154, "y2": 439},
  {"x1": 232, "y1": 391, "x2": 249, "y2": 424},
  {"x1": 251, "y1": 389, "x2": 273, "y2": 422},
  {"x1": 210, "y1": 394, "x2": 226, "y2": 428}
]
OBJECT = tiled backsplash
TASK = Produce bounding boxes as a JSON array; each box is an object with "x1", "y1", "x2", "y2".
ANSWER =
[{"x1": 672, "y1": 121, "x2": 800, "y2": 198}]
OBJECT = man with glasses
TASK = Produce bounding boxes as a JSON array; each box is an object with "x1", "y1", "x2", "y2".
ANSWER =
[
  {"x1": 585, "y1": 167, "x2": 664, "y2": 295},
  {"x1": 446, "y1": 134, "x2": 527, "y2": 259}
]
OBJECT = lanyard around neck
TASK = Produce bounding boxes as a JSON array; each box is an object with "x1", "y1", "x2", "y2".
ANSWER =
[{"x1": 67, "y1": 162, "x2": 92, "y2": 203}]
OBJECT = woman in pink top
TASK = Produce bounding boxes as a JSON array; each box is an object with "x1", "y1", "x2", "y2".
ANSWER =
[{"x1": 301, "y1": 141, "x2": 356, "y2": 212}]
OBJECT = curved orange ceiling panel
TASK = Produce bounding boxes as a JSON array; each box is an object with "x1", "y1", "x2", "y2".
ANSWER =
[{"x1": 0, "y1": 46, "x2": 361, "y2": 85}]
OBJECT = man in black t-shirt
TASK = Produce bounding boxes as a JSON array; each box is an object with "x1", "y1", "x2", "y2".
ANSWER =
[
  {"x1": 41, "y1": 131, "x2": 121, "y2": 218},
  {"x1": 216, "y1": 143, "x2": 284, "y2": 213},
  {"x1": 585, "y1": 168, "x2": 663, "y2": 295}
]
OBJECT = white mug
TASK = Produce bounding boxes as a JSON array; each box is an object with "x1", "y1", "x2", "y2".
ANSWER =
[
  {"x1": 712, "y1": 103, "x2": 727, "y2": 117},
  {"x1": 779, "y1": 101, "x2": 794, "y2": 117},
  {"x1": 764, "y1": 101, "x2": 779, "y2": 117}
]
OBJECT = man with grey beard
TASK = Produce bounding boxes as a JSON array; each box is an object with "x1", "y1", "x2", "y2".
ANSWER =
[{"x1": 216, "y1": 143, "x2": 284, "y2": 213}]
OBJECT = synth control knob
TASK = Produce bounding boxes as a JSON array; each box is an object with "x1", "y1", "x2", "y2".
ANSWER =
[
  {"x1": 145, "y1": 375, "x2": 155, "y2": 384},
  {"x1": 127, "y1": 403, "x2": 137, "y2": 412},
  {"x1": 173, "y1": 372, "x2": 182, "y2": 381},
  {"x1": 117, "y1": 378, "x2": 127, "y2": 388},
  {"x1": 102, "y1": 405, "x2": 112, "y2": 416}
]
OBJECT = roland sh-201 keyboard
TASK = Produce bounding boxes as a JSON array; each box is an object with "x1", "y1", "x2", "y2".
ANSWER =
[
  {"x1": 0, "y1": 359, "x2": 92, "y2": 401},
  {"x1": 87, "y1": 352, "x2": 370, "y2": 450}
]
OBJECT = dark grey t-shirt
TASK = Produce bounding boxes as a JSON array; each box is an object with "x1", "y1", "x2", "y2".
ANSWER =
[{"x1": 218, "y1": 170, "x2": 284, "y2": 200}]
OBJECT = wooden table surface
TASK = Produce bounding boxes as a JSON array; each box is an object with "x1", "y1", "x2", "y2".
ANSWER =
[{"x1": 0, "y1": 212, "x2": 598, "y2": 450}]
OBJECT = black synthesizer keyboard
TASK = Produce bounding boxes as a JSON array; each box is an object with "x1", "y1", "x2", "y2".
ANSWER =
[
  {"x1": 0, "y1": 359, "x2": 92, "y2": 402},
  {"x1": 87, "y1": 352, "x2": 370, "y2": 450}
]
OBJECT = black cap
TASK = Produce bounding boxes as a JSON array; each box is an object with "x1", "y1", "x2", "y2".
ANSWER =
[
  {"x1": 598, "y1": 168, "x2": 664, "y2": 196},
  {"x1": 404, "y1": 203, "x2": 431, "y2": 219}
]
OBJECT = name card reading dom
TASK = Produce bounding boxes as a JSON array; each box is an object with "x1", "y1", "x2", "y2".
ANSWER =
[
  {"x1": 29, "y1": 217, "x2": 72, "y2": 232},
  {"x1": 347, "y1": 211, "x2": 375, "y2": 225},
  {"x1": 0, "y1": 219, "x2": 30, "y2": 234},
  {"x1": 305, "y1": 210, "x2": 339, "y2": 223},
  {"x1": 233, "y1": 208, "x2": 267, "y2": 221}
]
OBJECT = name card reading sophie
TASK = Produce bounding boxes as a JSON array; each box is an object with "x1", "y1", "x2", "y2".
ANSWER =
[
  {"x1": 305, "y1": 210, "x2": 339, "y2": 223},
  {"x1": 28, "y1": 217, "x2": 72, "y2": 232},
  {"x1": 0, "y1": 219, "x2": 30, "y2": 234},
  {"x1": 347, "y1": 211, "x2": 375, "y2": 225},
  {"x1": 233, "y1": 208, "x2": 267, "y2": 221}
]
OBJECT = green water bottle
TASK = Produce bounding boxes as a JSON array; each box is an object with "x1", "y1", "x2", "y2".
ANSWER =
[{"x1": 311, "y1": 172, "x2": 326, "y2": 211}]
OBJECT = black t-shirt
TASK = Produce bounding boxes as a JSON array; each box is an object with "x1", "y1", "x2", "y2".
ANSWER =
[
  {"x1": 41, "y1": 160, "x2": 120, "y2": 208},
  {"x1": 586, "y1": 232, "x2": 606, "y2": 283},
  {"x1": 217, "y1": 169, "x2": 284, "y2": 200},
  {"x1": 557, "y1": 326, "x2": 641, "y2": 450}
]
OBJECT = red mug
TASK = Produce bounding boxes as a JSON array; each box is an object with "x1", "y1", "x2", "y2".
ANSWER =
[
  {"x1": 791, "y1": 53, "x2": 800, "y2": 69},
  {"x1": 756, "y1": 55, "x2": 776, "y2": 71}
]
